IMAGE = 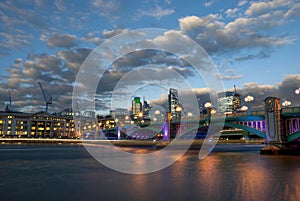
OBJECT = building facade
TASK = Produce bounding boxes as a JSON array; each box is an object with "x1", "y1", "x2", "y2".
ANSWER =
[
  {"x1": 131, "y1": 97, "x2": 142, "y2": 120},
  {"x1": 218, "y1": 91, "x2": 241, "y2": 113},
  {"x1": 0, "y1": 111, "x2": 76, "y2": 138},
  {"x1": 168, "y1": 88, "x2": 182, "y2": 122}
]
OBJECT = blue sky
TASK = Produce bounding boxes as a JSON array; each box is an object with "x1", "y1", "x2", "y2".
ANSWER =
[{"x1": 1, "y1": 0, "x2": 300, "y2": 114}]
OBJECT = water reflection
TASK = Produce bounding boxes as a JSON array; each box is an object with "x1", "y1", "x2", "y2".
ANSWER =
[
  {"x1": 1, "y1": 144, "x2": 300, "y2": 201},
  {"x1": 138, "y1": 150, "x2": 300, "y2": 201},
  {"x1": 101, "y1": 146, "x2": 300, "y2": 201}
]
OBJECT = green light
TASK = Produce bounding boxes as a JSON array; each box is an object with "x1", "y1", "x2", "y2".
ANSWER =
[{"x1": 134, "y1": 97, "x2": 140, "y2": 103}]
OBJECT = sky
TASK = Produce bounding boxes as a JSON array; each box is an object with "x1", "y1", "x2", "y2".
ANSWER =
[{"x1": 0, "y1": 0, "x2": 300, "y2": 114}]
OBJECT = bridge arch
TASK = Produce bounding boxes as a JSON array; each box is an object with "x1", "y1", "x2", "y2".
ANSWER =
[
  {"x1": 287, "y1": 131, "x2": 300, "y2": 142},
  {"x1": 179, "y1": 121, "x2": 266, "y2": 139},
  {"x1": 224, "y1": 122, "x2": 266, "y2": 139}
]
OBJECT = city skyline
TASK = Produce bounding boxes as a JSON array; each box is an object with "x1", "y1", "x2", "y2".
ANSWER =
[{"x1": 0, "y1": 0, "x2": 300, "y2": 114}]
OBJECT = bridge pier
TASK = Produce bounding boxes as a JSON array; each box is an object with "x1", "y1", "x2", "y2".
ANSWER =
[{"x1": 261, "y1": 97, "x2": 300, "y2": 155}]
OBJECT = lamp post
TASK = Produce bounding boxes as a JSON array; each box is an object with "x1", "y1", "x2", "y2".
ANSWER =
[
  {"x1": 282, "y1": 100, "x2": 291, "y2": 107},
  {"x1": 204, "y1": 102, "x2": 213, "y2": 127},
  {"x1": 241, "y1": 106, "x2": 248, "y2": 113},
  {"x1": 244, "y1": 95, "x2": 254, "y2": 115},
  {"x1": 204, "y1": 102, "x2": 212, "y2": 114}
]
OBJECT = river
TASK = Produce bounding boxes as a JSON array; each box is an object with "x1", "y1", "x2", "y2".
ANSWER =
[{"x1": 0, "y1": 143, "x2": 299, "y2": 201}]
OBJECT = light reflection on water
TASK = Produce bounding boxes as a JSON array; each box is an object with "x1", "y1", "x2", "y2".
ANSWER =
[
  {"x1": 112, "y1": 145, "x2": 300, "y2": 201},
  {"x1": 1, "y1": 144, "x2": 300, "y2": 201}
]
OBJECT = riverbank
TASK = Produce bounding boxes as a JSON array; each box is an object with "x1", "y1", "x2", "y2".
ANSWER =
[
  {"x1": 260, "y1": 144, "x2": 300, "y2": 155},
  {"x1": 0, "y1": 138, "x2": 265, "y2": 147}
]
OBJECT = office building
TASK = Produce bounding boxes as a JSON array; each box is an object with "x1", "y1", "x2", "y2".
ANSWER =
[{"x1": 218, "y1": 91, "x2": 241, "y2": 113}]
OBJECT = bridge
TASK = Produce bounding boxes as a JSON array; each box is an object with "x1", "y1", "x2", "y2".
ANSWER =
[
  {"x1": 173, "y1": 98, "x2": 300, "y2": 144},
  {"x1": 115, "y1": 98, "x2": 300, "y2": 145},
  {"x1": 80, "y1": 97, "x2": 300, "y2": 154}
]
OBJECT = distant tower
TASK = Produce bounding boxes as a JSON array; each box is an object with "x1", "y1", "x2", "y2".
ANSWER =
[
  {"x1": 131, "y1": 97, "x2": 142, "y2": 120},
  {"x1": 168, "y1": 88, "x2": 181, "y2": 122},
  {"x1": 217, "y1": 86, "x2": 241, "y2": 113},
  {"x1": 264, "y1": 97, "x2": 283, "y2": 143},
  {"x1": 5, "y1": 90, "x2": 13, "y2": 112}
]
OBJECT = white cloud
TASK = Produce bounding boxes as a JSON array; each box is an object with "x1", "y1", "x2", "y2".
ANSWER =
[
  {"x1": 238, "y1": 74, "x2": 300, "y2": 108},
  {"x1": 91, "y1": 0, "x2": 120, "y2": 20},
  {"x1": 47, "y1": 33, "x2": 77, "y2": 48},
  {"x1": 226, "y1": 8, "x2": 239, "y2": 18},
  {"x1": 285, "y1": 3, "x2": 300, "y2": 18},
  {"x1": 238, "y1": 0, "x2": 247, "y2": 7},
  {"x1": 0, "y1": 32, "x2": 32, "y2": 55},
  {"x1": 204, "y1": 1, "x2": 213, "y2": 7},
  {"x1": 0, "y1": 48, "x2": 94, "y2": 112},
  {"x1": 102, "y1": 29, "x2": 129, "y2": 39},
  {"x1": 245, "y1": 0, "x2": 292, "y2": 16},
  {"x1": 179, "y1": 14, "x2": 222, "y2": 34},
  {"x1": 235, "y1": 51, "x2": 270, "y2": 61},
  {"x1": 138, "y1": 5, "x2": 174, "y2": 20},
  {"x1": 216, "y1": 68, "x2": 243, "y2": 80},
  {"x1": 80, "y1": 32, "x2": 102, "y2": 45},
  {"x1": 178, "y1": 14, "x2": 293, "y2": 54}
]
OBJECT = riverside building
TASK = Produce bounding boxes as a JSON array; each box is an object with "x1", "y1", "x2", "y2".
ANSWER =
[{"x1": 0, "y1": 109, "x2": 76, "y2": 138}]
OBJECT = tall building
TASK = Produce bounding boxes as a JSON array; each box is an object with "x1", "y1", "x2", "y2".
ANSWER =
[
  {"x1": 168, "y1": 88, "x2": 182, "y2": 122},
  {"x1": 131, "y1": 97, "x2": 142, "y2": 119},
  {"x1": 218, "y1": 91, "x2": 241, "y2": 113},
  {"x1": 143, "y1": 99, "x2": 151, "y2": 116}
]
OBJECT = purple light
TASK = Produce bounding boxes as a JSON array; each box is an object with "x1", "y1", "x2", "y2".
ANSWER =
[
  {"x1": 163, "y1": 122, "x2": 169, "y2": 140},
  {"x1": 117, "y1": 127, "x2": 121, "y2": 139}
]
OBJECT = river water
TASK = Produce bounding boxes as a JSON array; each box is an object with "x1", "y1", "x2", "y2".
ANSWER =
[{"x1": 1, "y1": 143, "x2": 300, "y2": 201}]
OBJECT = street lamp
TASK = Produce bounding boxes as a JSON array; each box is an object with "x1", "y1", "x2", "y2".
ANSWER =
[
  {"x1": 204, "y1": 102, "x2": 212, "y2": 108},
  {"x1": 282, "y1": 100, "x2": 291, "y2": 107},
  {"x1": 244, "y1": 95, "x2": 254, "y2": 115},
  {"x1": 241, "y1": 106, "x2": 248, "y2": 112},
  {"x1": 204, "y1": 102, "x2": 212, "y2": 115},
  {"x1": 295, "y1": 88, "x2": 300, "y2": 95},
  {"x1": 244, "y1": 95, "x2": 254, "y2": 102},
  {"x1": 175, "y1": 106, "x2": 182, "y2": 112},
  {"x1": 154, "y1": 109, "x2": 161, "y2": 115}
]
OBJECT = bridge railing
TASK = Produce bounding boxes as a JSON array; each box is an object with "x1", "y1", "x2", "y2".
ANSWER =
[
  {"x1": 183, "y1": 110, "x2": 266, "y2": 122},
  {"x1": 251, "y1": 110, "x2": 265, "y2": 116},
  {"x1": 281, "y1": 106, "x2": 300, "y2": 114}
]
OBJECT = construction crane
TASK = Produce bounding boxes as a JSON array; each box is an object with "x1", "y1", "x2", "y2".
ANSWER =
[{"x1": 38, "y1": 82, "x2": 52, "y2": 113}]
